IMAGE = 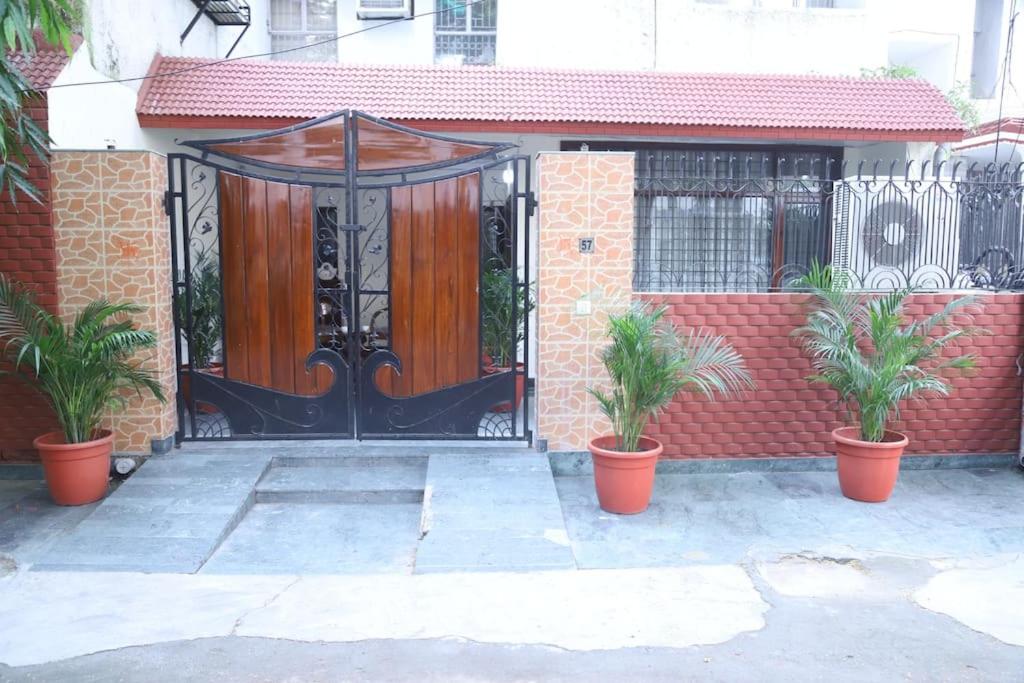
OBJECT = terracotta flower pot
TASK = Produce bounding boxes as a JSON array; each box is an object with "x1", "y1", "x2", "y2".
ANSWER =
[
  {"x1": 588, "y1": 435, "x2": 663, "y2": 514},
  {"x1": 483, "y1": 362, "x2": 525, "y2": 413},
  {"x1": 33, "y1": 430, "x2": 114, "y2": 506},
  {"x1": 832, "y1": 426, "x2": 909, "y2": 503}
]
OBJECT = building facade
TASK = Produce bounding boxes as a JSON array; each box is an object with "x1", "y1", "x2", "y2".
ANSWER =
[{"x1": 2, "y1": 0, "x2": 1022, "y2": 462}]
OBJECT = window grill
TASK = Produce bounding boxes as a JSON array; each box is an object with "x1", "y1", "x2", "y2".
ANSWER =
[
  {"x1": 435, "y1": 0, "x2": 497, "y2": 65},
  {"x1": 573, "y1": 143, "x2": 1024, "y2": 293},
  {"x1": 270, "y1": 0, "x2": 338, "y2": 62}
]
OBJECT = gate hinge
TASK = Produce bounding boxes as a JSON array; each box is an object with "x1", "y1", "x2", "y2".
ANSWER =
[
  {"x1": 162, "y1": 191, "x2": 173, "y2": 216},
  {"x1": 526, "y1": 191, "x2": 537, "y2": 217}
]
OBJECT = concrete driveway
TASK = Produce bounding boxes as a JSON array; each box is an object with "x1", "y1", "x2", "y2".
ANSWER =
[{"x1": 0, "y1": 455, "x2": 1021, "y2": 681}]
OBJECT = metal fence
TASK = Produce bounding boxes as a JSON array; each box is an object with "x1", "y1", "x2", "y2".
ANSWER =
[{"x1": 633, "y1": 156, "x2": 1024, "y2": 293}]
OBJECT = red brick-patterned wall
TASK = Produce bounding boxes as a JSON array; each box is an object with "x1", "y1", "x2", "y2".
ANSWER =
[
  {"x1": 0, "y1": 95, "x2": 59, "y2": 461},
  {"x1": 640, "y1": 292, "x2": 1024, "y2": 459}
]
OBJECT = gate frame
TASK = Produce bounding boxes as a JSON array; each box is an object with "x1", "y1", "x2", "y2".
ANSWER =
[{"x1": 168, "y1": 111, "x2": 533, "y2": 444}]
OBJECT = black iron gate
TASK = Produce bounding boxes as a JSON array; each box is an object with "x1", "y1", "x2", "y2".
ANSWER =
[{"x1": 169, "y1": 111, "x2": 532, "y2": 442}]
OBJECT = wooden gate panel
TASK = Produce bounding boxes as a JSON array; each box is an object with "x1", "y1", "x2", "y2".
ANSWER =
[
  {"x1": 219, "y1": 172, "x2": 248, "y2": 382},
  {"x1": 381, "y1": 174, "x2": 480, "y2": 397},
  {"x1": 409, "y1": 182, "x2": 437, "y2": 396},
  {"x1": 455, "y1": 174, "x2": 480, "y2": 384},
  {"x1": 241, "y1": 176, "x2": 272, "y2": 387},
  {"x1": 434, "y1": 177, "x2": 459, "y2": 389},
  {"x1": 267, "y1": 181, "x2": 296, "y2": 394},
  {"x1": 218, "y1": 173, "x2": 325, "y2": 396}
]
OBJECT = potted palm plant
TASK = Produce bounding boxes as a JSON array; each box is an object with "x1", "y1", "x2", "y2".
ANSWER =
[
  {"x1": 588, "y1": 303, "x2": 753, "y2": 514},
  {"x1": 0, "y1": 275, "x2": 165, "y2": 505},
  {"x1": 176, "y1": 248, "x2": 223, "y2": 413},
  {"x1": 481, "y1": 264, "x2": 535, "y2": 412},
  {"x1": 794, "y1": 263, "x2": 979, "y2": 502}
]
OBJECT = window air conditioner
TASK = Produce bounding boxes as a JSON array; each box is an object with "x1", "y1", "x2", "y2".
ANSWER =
[{"x1": 356, "y1": 0, "x2": 413, "y2": 20}]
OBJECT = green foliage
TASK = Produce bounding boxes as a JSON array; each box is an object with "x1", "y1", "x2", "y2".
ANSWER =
[
  {"x1": 589, "y1": 303, "x2": 753, "y2": 453},
  {"x1": 0, "y1": 1, "x2": 79, "y2": 203},
  {"x1": 481, "y1": 263, "x2": 535, "y2": 368},
  {"x1": 945, "y1": 81, "x2": 981, "y2": 133},
  {"x1": 0, "y1": 273, "x2": 165, "y2": 444},
  {"x1": 859, "y1": 64, "x2": 980, "y2": 133},
  {"x1": 794, "y1": 263, "x2": 980, "y2": 443},
  {"x1": 859, "y1": 65, "x2": 920, "y2": 80},
  {"x1": 176, "y1": 248, "x2": 222, "y2": 369}
]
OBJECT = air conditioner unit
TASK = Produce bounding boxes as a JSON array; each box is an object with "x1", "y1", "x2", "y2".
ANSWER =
[
  {"x1": 831, "y1": 177, "x2": 965, "y2": 289},
  {"x1": 356, "y1": 0, "x2": 413, "y2": 19}
]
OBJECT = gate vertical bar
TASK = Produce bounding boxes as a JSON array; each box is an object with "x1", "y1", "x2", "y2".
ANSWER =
[
  {"x1": 178, "y1": 155, "x2": 199, "y2": 440},
  {"x1": 345, "y1": 110, "x2": 362, "y2": 437},
  {"x1": 510, "y1": 159, "x2": 519, "y2": 440},
  {"x1": 521, "y1": 156, "x2": 532, "y2": 443},
  {"x1": 168, "y1": 155, "x2": 186, "y2": 444}
]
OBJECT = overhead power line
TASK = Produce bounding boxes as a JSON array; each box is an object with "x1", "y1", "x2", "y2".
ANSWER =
[{"x1": 34, "y1": 0, "x2": 485, "y2": 93}]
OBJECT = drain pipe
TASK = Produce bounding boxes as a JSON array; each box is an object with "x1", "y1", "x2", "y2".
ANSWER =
[{"x1": 113, "y1": 457, "x2": 138, "y2": 476}]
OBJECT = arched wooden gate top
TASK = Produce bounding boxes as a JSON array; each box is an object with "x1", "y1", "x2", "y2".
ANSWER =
[{"x1": 181, "y1": 110, "x2": 513, "y2": 176}]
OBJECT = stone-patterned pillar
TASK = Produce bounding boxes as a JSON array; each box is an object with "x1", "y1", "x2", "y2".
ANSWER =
[
  {"x1": 536, "y1": 152, "x2": 635, "y2": 452},
  {"x1": 51, "y1": 151, "x2": 176, "y2": 454}
]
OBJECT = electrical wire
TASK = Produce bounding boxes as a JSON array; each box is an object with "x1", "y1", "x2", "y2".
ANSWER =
[
  {"x1": 993, "y1": 0, "x2": 1019, "y2": 167},
  {"x1": 31, "y1": 0, "x2": 486, "y2": 93}
]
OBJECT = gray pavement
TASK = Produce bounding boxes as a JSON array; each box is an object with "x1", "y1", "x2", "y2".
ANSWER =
[
  {"x1": 0, "y1": 451, "x2": 1021, "y2": 681},
  {"x1": 29, "y1": 451, "x2": 272, "y2": 572},
  {"x1": 3, "y1": 557, "x2": 1023, "y2": 683},
  {"x1": 555, "y1": 467, "x2": 1024, "y2": 569}
]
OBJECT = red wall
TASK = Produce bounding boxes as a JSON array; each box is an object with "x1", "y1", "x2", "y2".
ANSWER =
[
  {"x1": 0, "y1": 95, "x2": 59, "y2": 461},
  {"x1": 640, "y1": 292, "x2": 1024, "y2": 459}
]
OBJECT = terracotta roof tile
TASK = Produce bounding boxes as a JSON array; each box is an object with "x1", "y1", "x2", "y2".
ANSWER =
[
  {"x1": 136, "y1": 56, "x2": 966, "y2": 137},
  {"x1": 7, "y1": 32, "x2": 79, "y2": 90}
]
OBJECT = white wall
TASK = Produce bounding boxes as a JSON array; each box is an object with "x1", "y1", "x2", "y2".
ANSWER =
[
  {"x1": 337, "y1": 0, "x2": 434, "y2": 64},
  {"x1": 229, "y1": 0, "x2": 432, "y2": 63},
  {"x1": 881, "y1": 0, "x2": 976, "y2": 91},
  {"x1": 654, "y1": 2, "x2": 881, "y2": 75},
  {"x1": 48, "y1": 46, "x2": 150, "y2": 150},
  {"x1": 84, "y1": 0, "x2": 219, "y2": 87},
  {"x1": 498, "y1": 0, "x2": 655, "y2": 71}
]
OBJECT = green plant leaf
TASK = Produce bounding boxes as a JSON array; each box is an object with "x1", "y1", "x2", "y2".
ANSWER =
[{"x1": 794, "y1": 262, "x2": 983, "y2": 442}]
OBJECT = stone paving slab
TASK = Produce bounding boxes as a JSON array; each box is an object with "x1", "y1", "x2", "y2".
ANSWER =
[
  {"x1": 201, "y1": 502, "x2": 423, "y2": 574},
  {"x1": 256, "y1": 460, "x2": 426, "y2": 504},
  {"x1": 555, "y1": 467, "x2": 1024, "y2": 569},
  {"x1": 32, "y1": 451, "x2": 272, "y2": 573},
  {"x1": 414, "y1": 452, "x2": 576, "y2": 573},
  {"x1": 0, "y1": 481, "x2": 100, "y2": 570}
]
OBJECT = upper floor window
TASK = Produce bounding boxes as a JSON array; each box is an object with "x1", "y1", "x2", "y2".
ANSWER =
[
  {"x1": 435, "y1": 0, "x2": 497, "y2": 65},
  {"x1": 270, "y1": 0, "x2": 338, "y2": 62}
]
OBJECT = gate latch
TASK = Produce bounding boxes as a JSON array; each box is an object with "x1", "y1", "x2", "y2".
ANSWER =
[
  {"x1": 339, "y1": 224, "x2": 364, "y2": 232},
  {"x1": 526, "y1": 191, "x2": 537, "y2": 217}
]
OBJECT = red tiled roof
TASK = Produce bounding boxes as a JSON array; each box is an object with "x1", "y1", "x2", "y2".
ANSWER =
[
  {"x1": 136, "y1": 55, "x2": 966, "y2": 142},
  {"x1": 7, "y1": 31, "x2": 79, "y2": 90}
]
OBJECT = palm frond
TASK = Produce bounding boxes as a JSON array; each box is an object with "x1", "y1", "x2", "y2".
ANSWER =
[
  {"x1": 590, "y1": 302, "x2": 754, "y2": 452},
  {"x1": 794, "y1": 263, "x2": 982, "y2": 442},
  {"x1": 0, "y1": 274, "x2": 166, "y2": 444}
]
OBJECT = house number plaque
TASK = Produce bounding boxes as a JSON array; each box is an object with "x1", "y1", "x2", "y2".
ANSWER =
[{"x1": 578, "y1": 237, "x2": 595, "y2": 254}]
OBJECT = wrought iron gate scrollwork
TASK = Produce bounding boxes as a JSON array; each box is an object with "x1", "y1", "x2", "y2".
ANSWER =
[{"x1": 170, "y1": 110, "x2": 531, "y2": 443}]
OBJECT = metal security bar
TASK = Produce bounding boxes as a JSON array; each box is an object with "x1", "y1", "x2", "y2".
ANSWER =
[{"x1": 632, "y1": 155, "x2": 1024, "y2": 293}]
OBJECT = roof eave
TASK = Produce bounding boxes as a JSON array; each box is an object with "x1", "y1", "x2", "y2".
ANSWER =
[{"x1": 136, "y1": 113, "x2": 965, "y2": 144}]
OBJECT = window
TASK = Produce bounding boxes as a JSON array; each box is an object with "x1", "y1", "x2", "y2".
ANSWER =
[
  {"x1": 568, "y1": 143, "x2": 839, "y2": 292},
  {"x1": 635, "y1": 148, "x2": 836, "y2": 292},
  {"x1": 270, "y1": 0, "x2": 338, "y2": 62},
  {"x1": 435, "y1": 0, "x2": 497, "y2": 65}
]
